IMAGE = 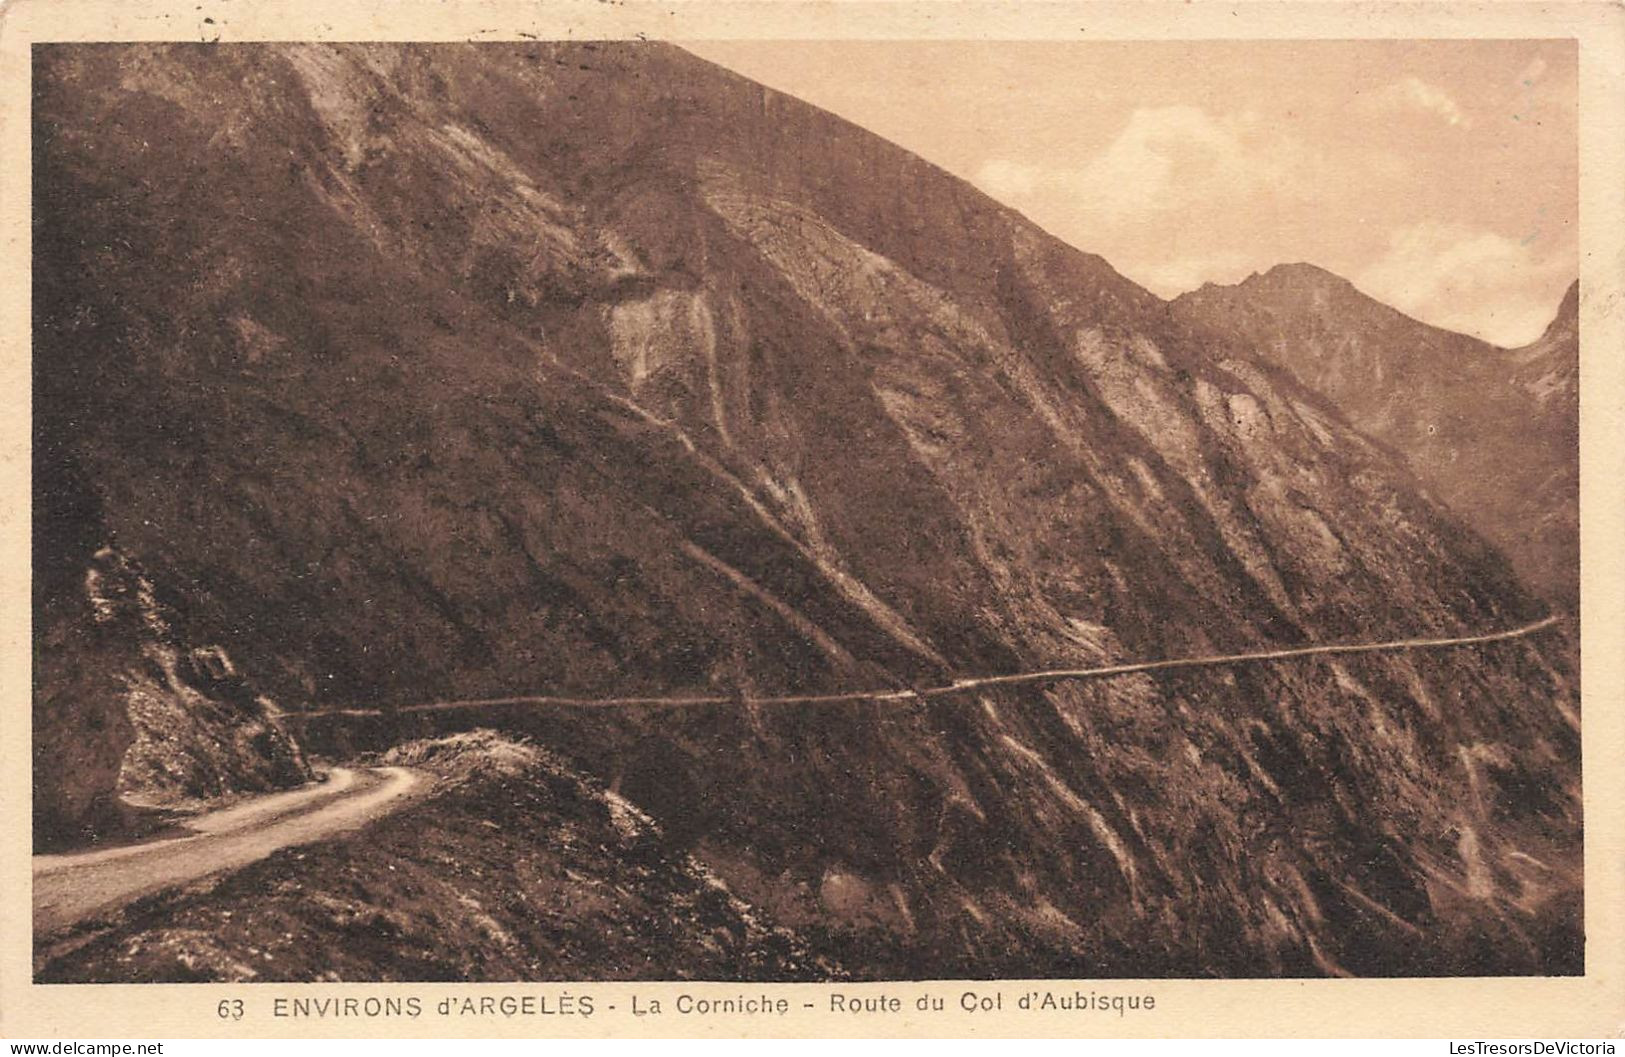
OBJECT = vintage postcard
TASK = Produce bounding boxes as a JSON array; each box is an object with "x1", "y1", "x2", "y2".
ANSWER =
[{"x1": 2, "y1": 0, "x2": 1622, "y2": 1040}]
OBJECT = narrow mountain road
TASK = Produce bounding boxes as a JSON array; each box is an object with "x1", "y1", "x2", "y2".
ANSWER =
[
  {"x1": 292, "y1": 613, "x2": 1564, "y2": 717},
  {"x1": 33, "y1": 766, "x2": 425, "y2": 936}
]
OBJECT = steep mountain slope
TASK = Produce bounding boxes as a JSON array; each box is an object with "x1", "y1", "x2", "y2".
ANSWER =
[
  {"x1": 33, "y1": 43, "x2": 1580, "y2": 977},
  {"x1": 1174, "y1": 265, "x2": 1579, "y2": 605}
]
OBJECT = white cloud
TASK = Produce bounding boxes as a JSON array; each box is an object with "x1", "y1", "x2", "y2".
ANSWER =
[
  {"x1": 1354, "y1": 222, "x2": 1573, "y2": 345},
  {"x1": 975, "y1": 158, "x2": 1040, "y2": 200},
  {"x1": 972, "y1": 107, "x2": 1334, "y2": 300},
  {"x1": 973, "y1": 105, "x2": 1316, "y2": 225},
  {"x1": 1082, "y1": 106, "x2": 1240, "y2": 220},
  {"x1": 1370, "y1": 76, "x2": 1472, "y2": 128}
]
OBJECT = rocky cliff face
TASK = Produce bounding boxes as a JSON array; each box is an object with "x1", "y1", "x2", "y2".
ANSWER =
[
  {"x1": 1174, "y1": 266, "x2": 1579, "y2": 606},
  {"x1": 32, "y1": 538, "x2": 311, "y2": 849},
  {"x1": 33, "y1": 43, "x2": 1580, "y2": 975},
  {"x1": 33, "y1": 480, "x2": 139, "y2": 847}
]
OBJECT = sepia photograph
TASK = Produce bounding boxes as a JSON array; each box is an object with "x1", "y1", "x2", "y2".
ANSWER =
[{"x1": 6, "y1": 0, "x2": 1623, "y2": 1040}]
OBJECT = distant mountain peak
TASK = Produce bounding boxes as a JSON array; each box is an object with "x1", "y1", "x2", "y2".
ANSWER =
[
  {"x1": 1177, "y1": 262, "x2": 1364, "y2": 311},
  {"x1": 1259, "y1": 261, "x2": 1350, "y2": 284},
  {"x1": 1173, "y1": 258, "x2": 1578, "y2": 605}
]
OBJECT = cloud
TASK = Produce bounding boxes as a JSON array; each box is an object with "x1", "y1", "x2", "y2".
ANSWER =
[
  {"x1": 1370, "y1": 76, "x2": 1472, "y2": 128},
  {"x1": 974, "y1": 105, "x2": 1317, "y2": 225},
  {"x1": 1354, "y1": 222, "x2": 1574, "y2": 345},
  {"x1": 973, "y1": 106, "x2": 1338, "y2": 299},
  {"x1": 975, "y1": 158, "x2": 1040, "y2": 200},
  {"x1": 1081, "y1": 106, "x2": 1249, "y2": 220}
]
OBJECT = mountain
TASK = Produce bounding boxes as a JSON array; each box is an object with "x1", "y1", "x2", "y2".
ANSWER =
[
  {"x1": 32, "y1": 42, "x2": 1580, "y2": 977},
  {"x1": 1174, "y1": 265, "x2": 1579, "y2": 606}
]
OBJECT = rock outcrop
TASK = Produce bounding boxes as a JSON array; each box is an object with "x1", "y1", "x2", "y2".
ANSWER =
[{"x1": 33, "y1": 540, "x2": 311, "y2": 849}]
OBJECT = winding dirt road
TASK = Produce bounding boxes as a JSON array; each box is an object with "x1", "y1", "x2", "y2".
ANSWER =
[{"x1": 33, "y1": 766, "x2": 424, "y2": 936}]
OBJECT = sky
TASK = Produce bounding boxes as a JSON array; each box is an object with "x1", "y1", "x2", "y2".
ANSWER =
[{"x1": 683, "y1": 40, "x2": 1577, "y2": 347}]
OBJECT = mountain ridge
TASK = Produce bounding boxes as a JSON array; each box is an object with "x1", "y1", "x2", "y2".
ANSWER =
[
  {"x1": 1185, "y1": 261, "x2": 1574, "y2": 352},
  {"x1": 1173, "y1": 265, "x2": 1578, "y2": 605}
]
